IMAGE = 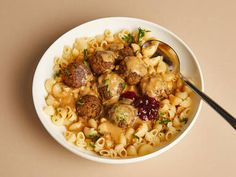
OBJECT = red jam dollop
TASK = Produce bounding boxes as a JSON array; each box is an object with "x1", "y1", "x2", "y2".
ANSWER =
[
  {"x1": 120, "y1": 91, "x2": 138, "y2": 101},
  {"x1": 120, "y1": 92, "x2": 159, "y2": 121}
]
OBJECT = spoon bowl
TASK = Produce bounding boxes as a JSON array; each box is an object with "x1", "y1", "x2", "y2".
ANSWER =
[{"x1": 142, "y1": 40, "x2": 180, "y2": 73}]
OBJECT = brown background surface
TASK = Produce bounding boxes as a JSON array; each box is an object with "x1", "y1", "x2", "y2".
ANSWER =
[{"x1": 0, "y1": 0, "x2": 236, "y2": 177}]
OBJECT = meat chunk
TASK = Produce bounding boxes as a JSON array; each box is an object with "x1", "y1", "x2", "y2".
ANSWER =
[
  {"x1": 88, "y1": 51, "x2": 116, "y2": 75},
  {"x1": 116, "y1": 46, "x2": 134, "y2": 62},
  {"x1": 61, "y1": 61, "x2": 93, "y2": 88},
  {"x1": 98, "y1": 72, "x2": 126, "y2": 105},
  {"x1": 76, "y1": 95, "x2": 102, "y2": 119},
  {"x1": 140, "y1": 74, "x2": 174, "y2": 101},
  {"x1": 118, "y1": 56, "x2": 147, "y2": 85},
  {"x1": 109, "y1": 102, "x2": 137, "y2": 128}
]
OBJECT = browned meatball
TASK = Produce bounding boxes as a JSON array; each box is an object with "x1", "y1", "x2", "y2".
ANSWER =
[
  {"x1": 118, "y1": 56, "x2": 147, "y2": 85},
  {"x1": 88, "y1": 51, "x2": 116, "y2": 75},
  {"x1": 124, "y1": 72, "x2": 142, "y2": 86},
  {"x1": 61, "y1": 61, "x2": 93, "y2": 88},
  {"x1": 109, "y1": 102, "x2": 137, "y2": 128},
  {"x1": 116, "y1": 46, "x2": 134, "y2": 62},
  {"x1": 98, "y1": 73, "x2": 126, "y2": 105},
  {"x1": 76, "y1": 95, "x2": 102, "y2": 119},
  {"x1": 140, "y1": 74, "x2": 175, "y2": 101}
]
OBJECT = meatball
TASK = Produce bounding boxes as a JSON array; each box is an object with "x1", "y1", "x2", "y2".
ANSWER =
[
  {"x1": 108, "y1": 44, "x2": 134, "y2": 64},
  {"x1": 76, "y1": 95, "x2": 102, "y2": 119},
  {"x1": 98, "y1": 72, "x2": 126, "y2": 105},
  {"x1": 109, "y1": 102, "x2": 137, "y2": 128},
  {"x1": 118, "y1": 56, "x2": 147, "y2": 85},
  {"x1": 88, "y1": 51, "x2": 116, "y2": 74},
  {"x1": 116, "y1": 46, "x2": 134, "y2": 62},
  {"x1": 140, "y1": 75, "x2": 174, "y2": 101},
  {"x1": 61, "y1": 61, "x2": 93, "y2": 88}
]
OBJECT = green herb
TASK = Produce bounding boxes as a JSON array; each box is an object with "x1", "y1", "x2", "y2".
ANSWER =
[
  {"x1": 108, "y1": 90, "x2": 113, "y2": 97},
  {"x1": 137, "y1": 28, "x2": 150, "y2": 45},
  {"x1": 83, "y1": 60, "x2": 89, "y2": 67},
  {"x1": 76, "y1": 100, "x2": 84, "y2": 106},
  {"x1": 83, "y1": 49, "x2": 89, "y2": 67},
  {"x1": 159, "y1": 119, "x2": 171, "y2": 125},
  {"x1": 134, "y1": 50, "x2": 139, "y2": 55},
  {"x1": 102, "y1": 79, "x2": 109, "y2": 85},
  {"x1": 122, "y1": 33, "x2": 134, "y2": 44},
  {"x1": 88, "y1": 134, "x2": 101, "y2": 142},
  {"x1": 64, "y1": 68, "x2": 71, "y2": 77},
  {"x1": 105, "y1": 85, "x2": 112, "y2": 97},
  {"x1": 117, "y1": 114, "x2": 127, "y2": 122},
  {"x1": 121, "y1": 82, "x2": 126, "y2": 90},
  {"x1": 180, "y1": 118, "x2": 188, "y2": 124},
  {"x1": 53, "y1": 70, "x2": 61, "y2": 78},
  {"x1": 132, "y1": 134, "x2": 139, "y2": 139},
  {"x1": 89, "y1": 142, "x2": 95, "y2": 148},
  {"x1": 83, "y1": 49, "x2": 88, "y2": 60},
  {"x1": 159, "y1": 112, "x2": 165, "y2": 117}
]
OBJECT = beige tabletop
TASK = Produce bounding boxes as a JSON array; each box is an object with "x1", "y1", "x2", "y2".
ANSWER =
[{"x1": 0, "y1": 0, "x2": 236, "y2": 177}]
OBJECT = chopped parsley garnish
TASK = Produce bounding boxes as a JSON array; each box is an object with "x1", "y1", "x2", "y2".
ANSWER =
[
  {"x1": 53, "y1": 70, "x2": 61, "y2": 78},
  {"x1": 122, "y1": 33, "x2": 134, "y2": 44},
  {"x1": 83, "y1": 60, "x2": 89, "y2": 67},
  {"x1": 83, "y1": 49, "x2": 89, "y2": 67},
  {"x1": 132, "y1": 134, "x2": 139, "y2": 139},
  {"x1": 102, "y1": 79, "x2": 109, "y2": 85},
  {"x1": 89, "y1": 142, "x2": 95, "y2": 148},
  {"x1": 117, "y1": 113, "x2": 127, "y2": 122},
  {"x1": 64, "y1": 68, "x2": 71, "y2": 77},
  {"x1": 121, "y1": 82, "x2": 126, "y2": 90},
  {"x1": 83, "y1": 49, "x2": 88, "y2": 60},
  {"x1": 88, "y1": 134, "x2": 101, "y2": 142},
  {"x1": 159, "y1": 119, "x2": 171, "y2": 125},
  {"x1": 159, "y1": 112, "x2": 165, "y2": 117},
  {"x1": 76, "y1": 100, "x2": 84, "y2": 106},
  {"x1": 137, "y1": 28, "x2": 150, "y2": 45},
  {"x1": 108, "y1": 90, "x2": 113, "y2": 97},
  {"x1": 105, "y1": 85, "x2": 112, "y2": 97},
  {"x1": 180, "y1": 118, "x2": 188, "y2": 124}
]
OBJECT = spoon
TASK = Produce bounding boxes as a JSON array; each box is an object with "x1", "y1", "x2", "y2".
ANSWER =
[{"x1": 143, "y1": 40, "x2": 236, "y2": 130}]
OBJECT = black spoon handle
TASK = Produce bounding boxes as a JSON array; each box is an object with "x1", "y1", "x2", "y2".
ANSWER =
[{"x1": 182, "y1": 76, "x2": 236, "y2": 130}]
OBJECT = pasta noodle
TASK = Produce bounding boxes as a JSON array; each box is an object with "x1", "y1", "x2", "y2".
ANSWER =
[
  {"x1": 135, "y1": 123, "x2": 149, "y2": 138},
  {"x1": 69, "y1": 121, "x2": 84, "y2": 131},
  {"x1": 138, "y1": 144, "x2": 153, "y2": 156},
  {"x1": 64, "y1": 131, "x2": 76, "y2": 143},
  {"x1": 94, "y1": 137, "x2": 105, "y2": 152},
  {"x1": 45, "y1": 79, "x2": 56, "y2": 93},
  {"x1": 88, "y1": 119, "x2": 97, "y2": 129},
  {"x1": 76, "y1": 132, "x2": 87, "y2": 147},
  {"x1": 114, "y1": 144, "x2": 127, "y2": 157},
  {"x1": 118, "y1": 133, "x2": 127, "y2": 147},
  {"x1": 126, "y1": 145, "x2": 137, "y2": 156},
  {"x1": 43, "y1": 105, "x2": 55, "y2": 116},
  {"x1": 83, "y1": 127, "x2": 98, "y2": 138}
]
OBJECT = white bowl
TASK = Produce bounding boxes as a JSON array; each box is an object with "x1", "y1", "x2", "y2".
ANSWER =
[{"x1": 32, "y1": 17, "x2": 204, "y2": 164}]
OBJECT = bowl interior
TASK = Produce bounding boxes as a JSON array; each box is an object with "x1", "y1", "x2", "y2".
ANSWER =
[{"x1": 32, "y1": 17, "x2": 203, "y2": 164}]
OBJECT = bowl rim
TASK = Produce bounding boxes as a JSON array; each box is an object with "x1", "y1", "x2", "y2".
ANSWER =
[{"x1": 32, "y1": 17, "x2": 204, "y2": 164}]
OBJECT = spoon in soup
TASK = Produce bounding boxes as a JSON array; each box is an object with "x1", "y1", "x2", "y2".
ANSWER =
[{"x1": 142, "y1": 40, "x2": 236, "y2": 130}]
